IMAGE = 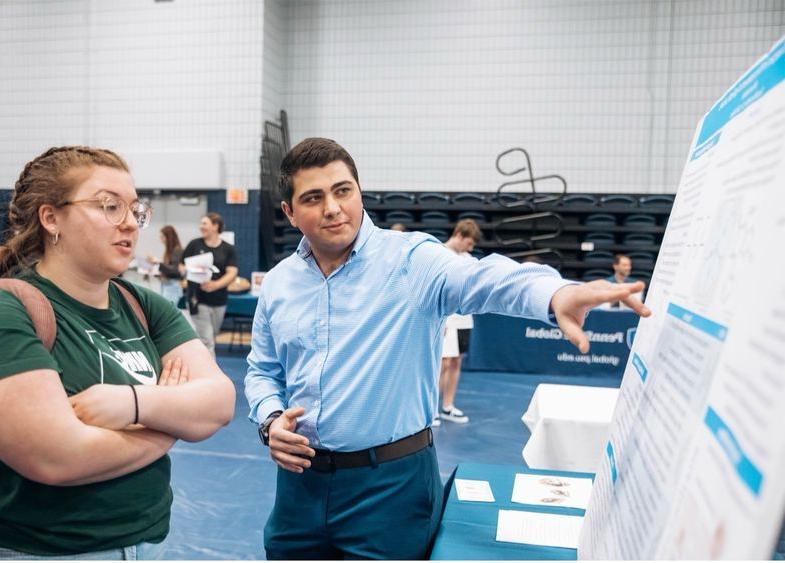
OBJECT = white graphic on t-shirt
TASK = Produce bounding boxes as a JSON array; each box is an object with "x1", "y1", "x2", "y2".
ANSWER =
[{"x1": 85, "y1": 330, "x2": 157, "y2": 385}]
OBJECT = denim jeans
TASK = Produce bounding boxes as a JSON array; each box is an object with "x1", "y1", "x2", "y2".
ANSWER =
[{"x1": 0, "y1": 541, "x2": 165, "y2": 560}]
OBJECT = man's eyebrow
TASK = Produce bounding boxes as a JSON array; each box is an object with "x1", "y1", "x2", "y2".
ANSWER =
[
  {"x1": 298, "y1": 188, "x2": 323, "y2": 200},
  {"x1": 297, "y1": 181, "x2": 353, "y2": 200}
]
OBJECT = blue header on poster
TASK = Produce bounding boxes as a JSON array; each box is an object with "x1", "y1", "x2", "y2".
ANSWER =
[
  {"x1": 696, "y1": 37, "x2": 785, "y2": 148},
  {"x1": 606, "y1": 442, "x2": 618, "y2": 484},
  {"x1": 667, "y1": 303, "x2": 728, "y2": 341},
  {"x1": 632, "y1": 353, "x2": 648, "y2": 382},
  {"x1": 704, "y1": 407, "x2": 763, "y2": 496}
]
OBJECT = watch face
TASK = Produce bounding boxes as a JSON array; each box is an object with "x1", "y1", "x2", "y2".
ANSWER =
[{"x1": 258, "y1": 424, "x2": 268, "y2": 444}]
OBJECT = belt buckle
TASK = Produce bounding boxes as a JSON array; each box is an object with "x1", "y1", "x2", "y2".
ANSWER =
[{"x1": 311, "y1": 452, "x2": 334, "y2": 473}]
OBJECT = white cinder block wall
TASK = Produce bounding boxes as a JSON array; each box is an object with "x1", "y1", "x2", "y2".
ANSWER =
[
  {"x1": 0, "y1": 0, "x2": 264, "y2": 189},
  {"x1": 1, "y1": 0, "x2": 783, "y2": 193},
  {"x1": 263, "y1": 0, "x2": 287, "y2": 125},
  {"x1": 283, "y1": 0, "x2": 785, "y2": 193}
]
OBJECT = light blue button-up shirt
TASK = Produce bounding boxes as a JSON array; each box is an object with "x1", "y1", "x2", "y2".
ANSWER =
[{"x1": 245, "y1": 212, "x2": 572, "y2": 451}]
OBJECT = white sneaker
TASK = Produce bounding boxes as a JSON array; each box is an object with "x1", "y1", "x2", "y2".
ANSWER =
[
  {"x1": 441, "y1": 406, "x2": 469, "y2": 424},
  {"x1": 432, "y1": 415, "x2": 442, "y2": 427}
]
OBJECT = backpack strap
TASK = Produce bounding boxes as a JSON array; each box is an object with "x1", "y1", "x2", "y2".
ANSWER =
[
  {"x1": 0, "y1": 279, "x2": 57, "y2": 351},
  {"x1": 110, "y1": 280, "x2": 149, "y2": 334},
  {"x1": 0, "y1": 278, "x2": 149, "y2": 353}
]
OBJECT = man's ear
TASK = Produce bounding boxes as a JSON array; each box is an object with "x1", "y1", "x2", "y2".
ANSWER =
[
  {"x1": 281, "y1": 200, "x2": 296, "y2": 228},
  {"x1": 38, "y1": 204, "x2": 59, "y2": 237}
]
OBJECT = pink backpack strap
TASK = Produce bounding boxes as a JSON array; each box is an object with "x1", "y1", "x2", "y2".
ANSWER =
[
  {"x1": 111, "y1": 280, "x2": 149, "y2": 334},
  {"x1": 0, "y1": 279, "x2": 57, "y2": 351}
]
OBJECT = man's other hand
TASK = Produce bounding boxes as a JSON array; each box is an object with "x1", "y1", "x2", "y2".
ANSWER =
[{"x1": 268, "y1": 406, "x2": 316, "y2": 473}]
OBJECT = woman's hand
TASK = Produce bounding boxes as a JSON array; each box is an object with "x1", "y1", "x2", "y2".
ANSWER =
[
  {"x1": 200, "y1": 280, "x2": 220, "y2": 292},
  {"x1": 70, "y1": 358, "x2": 190, "y2": 429},
  {"x1": 69, "y1": 385, "x2": 137, "y2": 430},
  {"x1": 159, "y1": 357, "x2": 190, "y2": 386}
]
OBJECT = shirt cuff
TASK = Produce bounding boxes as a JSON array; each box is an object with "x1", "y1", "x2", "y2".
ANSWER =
[
  {"x1": 530, "y1": 276, "x2": 580, "y2": 324},
  {"x1": 249, "y1": 397, "x2": 287, "y2": 425}
]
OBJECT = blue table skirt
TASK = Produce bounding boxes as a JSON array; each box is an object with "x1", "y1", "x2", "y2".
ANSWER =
[
  {"x1": 464, "y1": 310, "x2": 639, "y2": 376},
  {"x1": 431, "y1": 463, "x2": 593, "y2": 560},
  {"x1": 226, "y1": 293, "x2": 258, "y2": 317}
]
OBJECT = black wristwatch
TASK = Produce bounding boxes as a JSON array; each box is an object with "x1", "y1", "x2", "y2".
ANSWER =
[{"x1": 258, "y1": 411, "x2": 283, "y2": 446}]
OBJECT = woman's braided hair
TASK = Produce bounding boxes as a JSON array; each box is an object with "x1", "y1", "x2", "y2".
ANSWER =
[{"x1": 0, "y1": 146, "x2": 129, "y2": 276}]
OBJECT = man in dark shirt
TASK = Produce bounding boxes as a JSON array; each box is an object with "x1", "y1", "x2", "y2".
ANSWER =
[
  {"x1": 182, "y1": 212, "x2": 238, "y2": 356},
  {"x1": 605, "y1": 254, "x2": 638, "y2": 308}
]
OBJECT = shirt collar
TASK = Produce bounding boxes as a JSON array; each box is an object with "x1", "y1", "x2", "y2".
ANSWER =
[{"x1": 296, "y1": 210, "x2": 376, "y2": 260}]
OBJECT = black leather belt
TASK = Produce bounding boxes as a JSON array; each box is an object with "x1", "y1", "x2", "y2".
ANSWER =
[{"x1": 309, "y1": 428, "x2": 433, "y2": 473}]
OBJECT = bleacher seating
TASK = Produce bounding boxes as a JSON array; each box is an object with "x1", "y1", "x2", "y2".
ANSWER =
[{"x1": 264, "y1": 190, "x2": 673, "y2": 276}]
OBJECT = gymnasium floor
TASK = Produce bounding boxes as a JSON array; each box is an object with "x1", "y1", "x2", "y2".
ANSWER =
[{"x1": 160, "y1": 348, "x2": 621, "y2": 560}]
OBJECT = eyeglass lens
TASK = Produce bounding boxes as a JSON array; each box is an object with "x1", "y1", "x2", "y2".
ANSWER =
[{"x1": 102, "y1": 197, "x2": 152, "y2": 228}]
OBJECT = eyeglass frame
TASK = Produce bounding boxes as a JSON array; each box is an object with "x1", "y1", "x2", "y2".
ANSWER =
[{"x1": 58, "y1": 196, "x2": 153, "y2": 229}]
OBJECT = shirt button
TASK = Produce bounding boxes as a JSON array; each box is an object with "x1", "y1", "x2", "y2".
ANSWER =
[
  {"x1": 313, "y1": 400, "x2": 320, "y2": 407},
  {"x1": 319, "y1": 320, "x2": 326, "y2": 326}
]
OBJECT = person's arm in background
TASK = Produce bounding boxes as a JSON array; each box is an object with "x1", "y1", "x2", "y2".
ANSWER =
[
  {"x1": 179, "y1": 239, "x2": 195, "y2": 278},
  {"x1": 158, "y1": 248, "x2": 183, "y2": 279},
  {"x1": 70, "y1": 339, "x2": 235, "y2": 442},
  {"x1": 244, "y1": 291, "x2": 314, "y2": 473},
  {"x1": 201, "y1": 243, "x2": 238, "y2": 293},
  {"x1": 406, "y1": 236, "x2": 649, "y2": 352},
  {"x1": 0, "y1": 369, "x2": 175, "y2": 487}
]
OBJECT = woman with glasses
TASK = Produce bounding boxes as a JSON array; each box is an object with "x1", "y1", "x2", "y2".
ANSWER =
[
  {"x1": 149, "y1": 225, "x2": 184, "y2": 307},
  {"x1": 0, "y1": 146, "x2": 235, "y2": 559},
  {"x1": 182, "y1": 213, "x2": 238, "y2": 357}
]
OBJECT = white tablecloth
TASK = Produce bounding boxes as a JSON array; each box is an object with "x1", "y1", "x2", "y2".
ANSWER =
[{"x1": 521, "y1": 384, "x2": 619, "y2": 473}]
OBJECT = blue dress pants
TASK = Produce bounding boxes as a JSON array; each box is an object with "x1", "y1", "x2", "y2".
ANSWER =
[{"x1": 264, "y1": 445, "x2": 443, "y2": 560}]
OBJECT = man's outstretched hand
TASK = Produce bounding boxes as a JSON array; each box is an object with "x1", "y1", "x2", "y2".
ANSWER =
[{"x1": 550, "y1": 280, "x2": 651, "y2": 354}]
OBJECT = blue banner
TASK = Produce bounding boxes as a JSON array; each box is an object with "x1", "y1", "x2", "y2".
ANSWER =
[{"x1": 464, "y1": 310, "x2": 639, "y2": 376}]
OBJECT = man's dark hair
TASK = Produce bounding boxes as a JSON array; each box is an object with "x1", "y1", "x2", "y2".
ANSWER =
[
  {"x1": 278, "y1": 138, "x2": 360, "y2": 205},
  {"x1": 613, "y1": 253, "x2": 630, "y2": 265}
]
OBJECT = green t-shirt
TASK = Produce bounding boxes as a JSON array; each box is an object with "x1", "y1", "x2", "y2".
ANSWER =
[{"x1": 0, "y1": 271, "x2": 197, "y2": 555}]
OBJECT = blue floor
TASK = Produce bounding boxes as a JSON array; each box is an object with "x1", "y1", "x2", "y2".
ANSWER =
[{"x1": 160, "y1": 350, "x2": 621, "y2": 559}]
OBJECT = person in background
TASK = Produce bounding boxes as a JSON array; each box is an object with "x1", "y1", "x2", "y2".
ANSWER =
[
  {"x1": 608, "y1": 253, "x2": 632, "y2": 284},
  {"x1": 182, "y1": 213, "x2": 238, "y2": 357},
  {"x1": 435, "y1": 219, "x2": 482, "y2": 426},
  {"x1": 148, "y1": 225, "x2": 183, "y2": 307},
  {"x1": 605, "y1": 254, "x2": 639, "y2": 308},
  {"x1": 0, "y1": 146, "x2": 235, "y2": 559},
  {"x1": 244, "y1": 137, "x2": 650, "y2": 560},
  {"x1": 390, "y1": 222, "x2": 407, "y2": 232}
]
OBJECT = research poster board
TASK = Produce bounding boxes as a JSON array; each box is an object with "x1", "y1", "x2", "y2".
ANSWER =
[{"x1": 579, "y1": 37, "x2": 785, "y2": 560}]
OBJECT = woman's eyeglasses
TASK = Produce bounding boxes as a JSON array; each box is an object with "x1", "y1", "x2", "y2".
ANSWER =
[{"x1": 59, "y1": 196, "x2": 153, "y2": 229}]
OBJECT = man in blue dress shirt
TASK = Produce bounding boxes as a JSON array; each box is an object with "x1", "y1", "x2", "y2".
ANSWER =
[{"x1": 245, "y1": 138, "x2": 650, "y2": 559}]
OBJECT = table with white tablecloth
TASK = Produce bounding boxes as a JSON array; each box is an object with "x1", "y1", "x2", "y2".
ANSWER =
[{"x1": 522, "y1": 384, "x2": 619, "y2": 473}]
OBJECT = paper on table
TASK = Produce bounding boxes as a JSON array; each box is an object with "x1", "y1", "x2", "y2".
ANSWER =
[
  {"x1": 454, "y1": 479, "x2": 495, "y2": 502},
  {"x1": 511, "y1": 473, "x2": 593, "y2": 510},
  {"x1": 184, "y1": 253, "x2": 216, "y2": 284},
  {"x1": 496, "y1": 509, "x2": 583, "y2": 549}
]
